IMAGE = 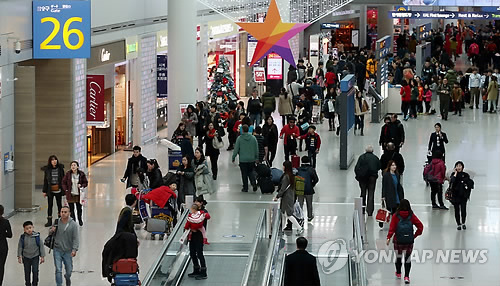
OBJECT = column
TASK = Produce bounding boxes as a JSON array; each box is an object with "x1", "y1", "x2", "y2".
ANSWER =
[
  {"x1": 168, "y1": 0, "x2": 197, "y2": 138},
  {"x1": 359, "y1": 5, "x2": 367, "y2": 48},
  {"x1": 377, "y1": 5, "x2": 394, "y2": 41}
]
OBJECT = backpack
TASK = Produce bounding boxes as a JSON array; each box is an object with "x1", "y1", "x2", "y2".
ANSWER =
[
  {"x1": 395, "y1": 214, "x2": 414, "y2": 245},
  {"x1": 20, "y1": 233, "x2": 41, "y2": 253},
  {"x1": 423, "y1": 163, "x2": 438, "y2": 183},
  {"x1": 295, "y1": 175, "x2": 306, "y2": 196},
  {"x1": 354, "y1": 156, "x2": 370, "y2": 182}
]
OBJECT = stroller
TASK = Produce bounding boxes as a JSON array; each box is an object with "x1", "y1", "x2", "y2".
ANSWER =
[{"x1": 137, "y1": 187, "x2": 178, "y2": 240}]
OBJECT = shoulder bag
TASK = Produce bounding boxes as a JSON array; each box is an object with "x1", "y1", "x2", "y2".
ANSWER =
[
  {"x1": 212, "y1": 136, "x2": 224, "y2": 149},
  {"x1": 44, "y1": 219, "x2": 59, "y2": 253}
]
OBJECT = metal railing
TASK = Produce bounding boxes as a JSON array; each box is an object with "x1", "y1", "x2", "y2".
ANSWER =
[
  {"x1": 351, "y1": 210, "x2": 368, "y2": 286},
  {"x1": 261, "y1": 207, "x2": 282, "y2": 286},
  {"x1": 241, "y1": 209, "x2": 268, "y2": 286}
]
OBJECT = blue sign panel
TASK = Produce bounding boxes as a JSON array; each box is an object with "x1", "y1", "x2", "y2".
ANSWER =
[
  {"x1": 321, "y1": 23, "x2": 341, "y2": 29},
  {"x1": 389, "y1": 10, "x2": 498, "y2": 19},
  {"x1": 157, "y1": 55, "x2": 168, "y2": 98},
  {"x1": 404, "y1": 0, "x2": 498, "y2": 6},
  {"x1": 33, "y1": 1, "x2": 91, "y2": 59},
  {"x1": 417, "y1": 23, "x2": 432, "y2": 41},
  {"x1": 376, "y1": 36, "x2": 392, "y2": 60}
]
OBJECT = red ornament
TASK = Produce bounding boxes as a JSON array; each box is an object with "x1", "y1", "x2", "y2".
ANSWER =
[{"x1": 222, "y1": 77, "x2": 229, "y2": 84}]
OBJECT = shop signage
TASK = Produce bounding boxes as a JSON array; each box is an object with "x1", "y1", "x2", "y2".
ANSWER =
[
  {"x1": 254, "y1": 67, "x2": 266, "y2": 83},
  {"x1": 417, "y1": 23, "x2": 432, "y2": 41},
  {"x1": 395, "y1": 6, "x2": 409, "y2": 11},
  {"x1": 404, "y1": 0, "x2": 497, "y2": 6},
  {"x1": 126, "y1": 36, "x2": 138, "y2": 60},
  {"x1": 321, "y1": 23, "x2": 340, "y2": 29},
  {"x1": 376, "y1": 36, "x2": 392, "y2": 59},
  {"x1": 159, "y1": 36, "x2": 168, "y2": 47},
  {"x1": 32, "y1": 0, "x2": 91, "y2": 59},
  {"x1": 389, "y1": 11, "x2": 498, "y2": 19},
  {"x1": 331, "y1": 9, "x2": 355, "y2": 16},
  {"x1": 197, "y1": 25, "x2": 201, "y2": 41},
  {"x1": 267, "y1": 53, "x2": 282, "y2": 80},
  {"x1": 208, "y1": 20, "x2": 238, "y2": 39},
  {"x1": 351, "y1": 29, "x2": 359, "y2": 48},
  {"x1": 210, "y1": 23, "x2": 234, "y2": 36},
  {"x1": 157, "y1": 30, "x2": 168, "y2": 52},
  {"x1": 86, "y1": 75, "x2": 105, "y2": 124},
  {"x1": 157, "y1": 55, "x2": 168, "y2": 98},
  {"x1": 247, "y1": 35, "x2": 258, "y2": 65},
  {"x1": 88, "y1": 40, "x2": 126, "y2": 69}
]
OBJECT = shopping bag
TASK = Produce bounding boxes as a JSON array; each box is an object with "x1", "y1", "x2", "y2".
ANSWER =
[
  {"x1": 293, "y1": 201, "x2": 304, "y2": 220},
  {"x1": 179, "y1": 230, "x2": 189, "y2": 245},
  {"x1": 334, "y1": 115, "x2": 340, "y2": 128},
  {"x1": 375, "y1": 199, "x2": 390, "y2": 223},
  {"x1": 80, "y1": 188, "x2": 87, "y2": 207},
  {"x1": 62, "y1": 195, "x2": 69, "y2": 207}
]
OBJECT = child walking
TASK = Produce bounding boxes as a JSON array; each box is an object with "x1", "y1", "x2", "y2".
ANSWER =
[
  {"x1": 185, "y1": 204, "x2": 211, "y2": 245},
  {"x1": 17, "y1": 221, "x2": 45, "y2": 286}
]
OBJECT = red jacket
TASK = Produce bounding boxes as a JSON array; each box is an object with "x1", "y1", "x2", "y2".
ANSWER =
[
  {"x1": 299, "y1": 132, "x2": 321, "y2": 150},
  {"x1": 132, "y1": 186, "x2": 177, "y2": 208},
  {"x1": 61, "y1": 170, "x2": 88, "y2": 201},
  {"x1": 430, "y1": 158, "x2": 446, "y2": 184},
  {"x1": 325, "y1": 71, "x2": 337, "y2": 85},
  {"x1": 184, "y1": 211, "x2": 211, "y2": 231},
  {"x1": 233, "y1": 120, "x2": 242, "y2": 133},
  {"x1": 400, "y1": 85, "x2": 411, "y2": 102},
  {"x1": 387, "y1": 211, "x2": 424, "y2": 242},
  {"x1": 279, "y1": 124, "x2": 300, "y2": 145}
]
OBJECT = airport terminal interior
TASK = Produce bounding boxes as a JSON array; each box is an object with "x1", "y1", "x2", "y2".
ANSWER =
[{"x1": 1, "y1": 0, "x2": 500, "y2": 285}]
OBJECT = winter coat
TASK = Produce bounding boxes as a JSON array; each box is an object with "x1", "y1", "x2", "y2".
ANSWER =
[
  {"x1": 451, "y1": 88, "x2": 463, "y2": 102},
  {"x1": 354, "y1": 97, "x2": 369, "y2": 115},
  {"x1": 262, "y1": 92, "x2": 276, "y2": 114},
  {"x1": 379, "y1": 123, "x2": 391, "y2": 147},
  {"x1": 180, "y1": 138, "x2": 194, "y2": 161},
  {"x1": 194, "y1": 159, "x2": 214, "y2": 196},
  {"x1": 297, "y1": 164, "x2": 319, "y2": 195},
  {"x1": 205, "y1": 111, "x2": 222, "y2": 130},
  {"x1": 102, "y1": 232, "x2": 138, "y2": 280},
  {"x1": 42, "y1": 164, "x2": 65, "y2": 194},
  {"x1": 299, "y1": 132, "x2": 321, "y2": 151},
  {"x1": 428, "y1": 132, "x2": 448, "y2": 156},
  {"x1": 232, "y1": 133, "x2": 259, "y2": 163},
  {"x1": 400, "y1": 85, "x2": 411, "y2": 102},
  {"x1": 429, "y1": 158, "x2": 446, "y2": 184},
  {"x1": 255, "y1": 134, "x2": 266, "y2": 162},
  {"x1": 147, "y1": 168, "x2": 163, "y2": 190},
  {"x1": 487, "y1": 81, "x2": 499, "y2": 101},
  {"x1": 123, "y1": 155, "x2": 147, "y2": 188},
  {"x1": 277, "y1": 174, "x2": 295, "y2": 216},
  {"x1": 182, "y1": 111, "x2": 198, "y2": 137},
  {"x1": 247, "y1": 97, "x2": 262, "y2": 114},
  {"x1": 389, "y1": 120, "x2": 405, "y2": 146},
  {"x1": 438, "y1": 84, "x2": 451, "y2": 99},
  {"x1": 177, "y1": 165, "x2": 196, "y2": 201},
  {"x1": 171, "y1": 129, "x2": 185, "y2": 146},
  {"x1": 280, "y1": 124, "x2": 300, "y2": 146},
  {"x1": 354, "y1": 152, "x2": 381, "y2": 180},
  {"x1": 450, "y1": 171, "x2": 474, "y2": 204},
  {"x1": 203, "y1": 129, "x2": 221, "y2": 157},
  {"x1": 387, "y1": 211, "x2": 424, "y2": 243},
  {"x1": 382, "y1": 172, "x2": 405, "y2": 210},
  {"x1": 278, "y1": 94, "x2": 294, "y2": 116},
  {"x1": 262, "y1": 123, "x2": 279, "y2": 149},
  {"x1": 380, "y1": 151, "x2": 405, "y2": 174},
  {"x1": 62, "y1": 170, "x2": 88, "y2": 202},
  {"x1": 445, "y1": 70, "x2": 458, "y2": 86},
  {"x1": 132, "y1": 186, "x2": 176, "y2": 208}
]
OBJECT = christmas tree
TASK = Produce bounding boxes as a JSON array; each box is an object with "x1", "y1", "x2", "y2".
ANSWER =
[{"x1": 208, "y1": 56, "x2": 239, "y2": 112}]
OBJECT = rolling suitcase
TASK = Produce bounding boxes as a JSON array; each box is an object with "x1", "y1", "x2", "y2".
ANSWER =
[
  {"x1": 145, "y1": 218, "x2": 168, "y2": 233},
  {"x1": 258, "y1": 176, "x2": 274, "y2": 194},
  {"x1": 114, "y1": 273, "x2": 139, "y2": 286},
  {"x1": 255, "y1": 163, "x2": 271, "y2": 177},
  {"x1": 112, "y1": 259, "x2": 138, "y2": 274},
  {"x1": 291, "y1": 155, "x2": 300, "y2": 169}
]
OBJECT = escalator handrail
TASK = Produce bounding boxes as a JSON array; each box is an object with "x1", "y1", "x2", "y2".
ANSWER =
[
  {"x1": 142, "y1": 210, "x2": 190, "y2": 286},
  {"x1": 241, "y1": 209, "x2": 267, "y2": 286},
  {"x1": 353, "y1": 210, "x2": 367, "y2": 286},
  {"x1": 262, "y1": 208, "x2": 282, "y2": 286}
]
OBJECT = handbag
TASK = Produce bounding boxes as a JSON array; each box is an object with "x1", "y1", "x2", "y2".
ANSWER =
[
  {"x1": 445, "y1": 183, "x2": 453, "y2": 201},
  {"x1": 179, "y1": 230, "x2": 189, "y2": 245},
  {"x1": 51, "y1": 184, "x2": 60, "y2": 192},
  {"x1": 44, "y1": 219, "x2": 58, "y2": 253},
  {"x1": 375, "y1": 199, "x2": 391, "y2": 223},
  {"x1": 300, "y1": 122, "x2": 310, "y2": 131},
  {"x1": 212, "y1": 136, "x2": 224, "y2": 149}
]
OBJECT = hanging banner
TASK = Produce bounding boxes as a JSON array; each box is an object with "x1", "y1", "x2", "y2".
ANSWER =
[
  {"x1": 157, "y1": 55, "x2": 168, "y2": 98},
  {"x1": 86, "y1": 75, "x2": 105, "y2": 124},
  {"x1": 247, "y1": 35, "x2": 258, "y2": 65},
  {"x1": 254, "y1": 67, "x2": 266, "y2": 82},
  {"x1": 267, "y1": 53, "x2": 283, "y2": 80}
]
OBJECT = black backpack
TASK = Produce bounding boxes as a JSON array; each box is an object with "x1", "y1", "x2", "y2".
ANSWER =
[{"x1": 395, "y1": 214, "x2": 414, "y2": 245}]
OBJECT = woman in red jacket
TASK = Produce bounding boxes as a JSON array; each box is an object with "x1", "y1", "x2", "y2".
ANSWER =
[
  {"x1": 62, "y1": 161, "x2": 88, "y2": 226},
  {"x1": 386, "y1": 199, "x2": 424, "y2": 285},
  {"x1": 400, "y1": 81, "x2": 412, "y2": 121},
  {"x1": 429, "y1": 150, "x2": 448, "y2": 210}
]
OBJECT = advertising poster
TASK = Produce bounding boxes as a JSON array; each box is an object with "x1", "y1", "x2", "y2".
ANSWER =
[
  {"x1": 157, "y1": 55, "x2": 168, "y2": 98},
  {"x1": 267, "y1": 53, "x2": 283, "y2": 80},
  {"x1": 247, "y1": 35, "x2": 258, "y2": 65},
  {"x1": 86, "y1": 75, "x2": 105, "y2": 124},
  {"x1": 254, "y1": 67, "x2": 266, "y2": 83}
]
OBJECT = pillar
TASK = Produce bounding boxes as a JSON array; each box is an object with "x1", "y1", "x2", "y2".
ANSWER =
[
  {"x1": 359, "y1": 5, "x2": 367, "y2": 48},
  {"x1": 377, "y1": 5, "x2": 394, "y2": 42},
  {"x1": 167, "y1": 0, "x2": 197, "y2": 138}
]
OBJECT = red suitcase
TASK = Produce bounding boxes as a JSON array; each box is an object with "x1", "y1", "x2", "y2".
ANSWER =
[
  {"x1": 291, "y1": 155, "x2": 300, "y2": 169},
  {"x1": 112, "y1": 258, "x2": 138, "y2": 274}
]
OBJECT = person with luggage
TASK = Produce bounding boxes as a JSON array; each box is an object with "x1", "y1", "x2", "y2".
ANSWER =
[
  {"x1": 354, "y1": 89, "x2": 369, "y2": 135},
  {"x1": 428, "y1": 123, "x2": 449, "y2": 162},
  {"x1": 247, "y1": 88, "x2": 262, "y2": 127},
  {"x1": 186, "y1": 205, "x2": 209, "y2": 280},
  {"x1": 449, "y1": 161, "x2": 474, "y2": 230},
  {"x1": 280, "y1": 117, "x2": 300, "y2": 162},
  {"x1": 298, "y1": 126, "x2": 321, "y2": 168},
  {"x1": 426, "y1": 151, "x2": 448, "y2": 210},
  {"x1": 354, "y1": 145, "x2": 381, "y2": 217},
  {"x1": 116, "y1": 194, "x2": 138, "y2": 235},
  {"x1": 274, "y1": 161, "x2": 304, "y2": 235},
  {"x1": 0, "y1": 205, "x2": 11, "y2": 286},
  {"x1": 203, "y1": 122, "x2": 221, "y2": 180},
  {"x1": 381, "y1": 160, "x2": 405, "y2": 227},
  {"x1": 284, "y1": 237, "x2": 321, "y2": 286},
  {"x1": 50, "y1": 206, "x2": 79, "y2": 286},
  {"x1": 61, "y1": 161, "x2": 88, "y2": 226},
  {"x1": 176, "y1": 156, "x2": 196, "y2": 209},
  {"x1": 386, "y1": 199, "x2": 424, "y2": 285},
  {"x1": 42, "y1": 155, "x2": 65, "y2": 227},
  {"x1": 102, "y1": 231, "x2": 139, "y2": 284},
  {"x1": 193, "y1": 148, "x2": 214, "y2": 199},
  {"x1": 146, "y1": 159, "x2": 163, "y2": 189},
  {"x1": 262, "y1": 116, "x2": 279, "y2": 166},
  {"x1": 296, "y1": 157, "x2": 319, "y2": 222},
  {"x1": 185, "y1": 204, "x2": 211, "y2": 245},
  {"x1": 17, "y1": 221, "x2": 45, "y2": 286},
  {"x1": 232, "y1": 125, "x2": 259, "y2": 192},
  {"x1": 253, "y1": 126, "x2": 266, "y2": 163},
  {"x1": 121, "y1": 146, "x2": 148, "y2": 188}
]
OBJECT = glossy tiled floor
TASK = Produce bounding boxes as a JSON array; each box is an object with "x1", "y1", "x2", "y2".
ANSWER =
[{"x1": 3, "y1": 99, "x2": 500, "y2": 285}]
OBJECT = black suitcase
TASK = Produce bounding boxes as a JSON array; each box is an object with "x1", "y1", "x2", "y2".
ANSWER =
[
  {"x1": 258, "y1": 176, "x2": 274, "y2": 194},
  {"x1": 255, "y1": 163, "x2": 271, "y2": 177},
  {"x1": 483, "y1": 100, "x2": 488, "y2": 112},
  {"x1": 162, "y1": 172, "x2": 177, "y2": 186}
]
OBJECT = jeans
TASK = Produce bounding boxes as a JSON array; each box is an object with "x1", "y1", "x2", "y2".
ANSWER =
[
  {"x1": 53, "y1": 249, "x2": 73, "y2": 286},
  {"x1": 359, "y1": 176, "x2": 377, "y2": 216},
  {"x1": 430, "y1": 182, "x2": 444, "y2": 206},
  {"x1": 69, "y1": 203, "x2": 82, "y2": 223},
  {"x1": 453, "y1": 201, "x2": 467, "y2": 225},
  {"x1": 239, "y1": 162, "x2": 256, "y2": 191},
  {"x1": 47, "y1": 192, "x2": 63, "y2": 218},
  {"x1": 355, "y1": 115, "x2": 364, "y2": 133},
  {"x1": 307, "y1": 149, "x2": 317, "y2": 168},
  {"x1": 249, "y1": 112, "x2": 261, "y2": 127},
  {"x1": 297, "y1": 195, "x2": 314, "y2": 219},
  {"x1": 189, "y1": 232, "x2": 206, "y2": 268},
  {"x1": 23, "y1": 256, "x2": 40, "y2": 286}
]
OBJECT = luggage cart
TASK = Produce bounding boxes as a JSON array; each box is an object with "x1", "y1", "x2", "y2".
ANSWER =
[{"x1": 138, "y1": 189, "x2": 177, "y2": 240}]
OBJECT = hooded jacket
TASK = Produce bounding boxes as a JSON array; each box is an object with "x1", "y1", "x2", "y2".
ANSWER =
[
  {"x1": 430, "y1": 158, "x2": 446, "y2": 184},
  {"x1": 232, "y1": 133, "x2": 259, "y2": 163}
]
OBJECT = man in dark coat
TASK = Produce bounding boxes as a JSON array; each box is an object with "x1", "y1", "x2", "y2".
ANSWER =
[
  {"x1": 380, "y1": 143, "x2": 405, "y2": 174},
  {"x1": 354, "y1": 145, "x2": 381, "y2": 216},
  {"x1": 284, "y1": 237, "x2": 320, "y2": 286},
  {"x1": 116, "y1": 194, "x2": 138, "y2": 235},
  {"x1": 102, "y1": 231, "x2": 139, "y2": 282},
  {"x1": 121, "y1": 146, "x2": 148, "y2": 188},
  {"x1": 379, "y1": 116, "x2": 392, "y2": 151},
  {"x1": 389, "y1": 114, "x2": 405, "y2": 152}
]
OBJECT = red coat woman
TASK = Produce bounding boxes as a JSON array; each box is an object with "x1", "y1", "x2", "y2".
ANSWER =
[
  {"x1": 456, "y1": 28, "x2": 463, "y2": 55},
  {"x1": 61, "y1": 161, "x2": 88, "y2": 225}
]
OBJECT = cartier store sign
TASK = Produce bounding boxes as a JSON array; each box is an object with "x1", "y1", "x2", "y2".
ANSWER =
[{"x1": 88, "y1": 40, "x2": 126, "y2": 69}]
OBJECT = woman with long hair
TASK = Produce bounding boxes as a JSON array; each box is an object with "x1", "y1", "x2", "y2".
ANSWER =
[
  {"x1": 278, "y1": 87, "x2": 293, "y2": 127},
  {"x1": 42, "y1": 155, "x2": 65, "y2": 227},
  {"x1": 380, "y1": 160, "x2": 405, "y2": 228},
  {"x1": 177, "y1": 156, "x2": 196, "y2": 209},
  {"x1": 182, "y1": 105, "x2": 199, "y2": 144},
  {"x1": 0, "y1": 205, "x2": 12, "y2": 286},
  {"x1": 172, "y1": 122, "x2": 187, "y2": 146},
  {"x1": 146, "y1": 159, "x2": 163, "y2": 189},
  {"x1": 274, "y1": 161, "x2": 304, "y2": 235},
  {"x1": 193, "y1": 148, "x2": 214, "y2": 199},
  {"x1": 449, "y1": 161, "x2": 474, "y2": 230},
  {"x1": 203, "y1": 122, "x2": 220, "y2": 180},
  {"x1": 62, "y1": 161, "x2": 88, "y2": 226},
  {"x1": 262, "y1": 116, "x2": 279, "y2": 166},
  {"x1": 386, "y1": 199, "x2": 424, "y2": 284}
]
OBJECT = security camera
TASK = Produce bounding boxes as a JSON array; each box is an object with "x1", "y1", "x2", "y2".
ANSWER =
[{"x1": 15, "y1": 41, "x2": 21, "y2": 54}]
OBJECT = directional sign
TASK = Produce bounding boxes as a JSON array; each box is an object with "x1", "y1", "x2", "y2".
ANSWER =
[
  {"x1": 389, "y1": 11, "x2": 498, "y2": 19},
  {"x1": 417, "y1": 23, "x2": 432, "y2": 41},
  {"x1": 321, "y1": 23, "x2": 341, "y2": 29}
]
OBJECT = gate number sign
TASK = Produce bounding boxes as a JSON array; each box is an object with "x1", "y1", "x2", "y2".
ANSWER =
[{"x1": 33, "y1": 0, "x2": 91, "y2": 59}]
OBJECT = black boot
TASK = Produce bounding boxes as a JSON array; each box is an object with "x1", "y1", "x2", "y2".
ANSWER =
[
  {"x1": 45, "y1": 217, "x2": 52, "y2": 227},
  {"x1": 188, "y1": 266, "x2": 201, "y2": 277},
  {"x1": 196, "y1": 267, "x2": 207, "y2": 280}
]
